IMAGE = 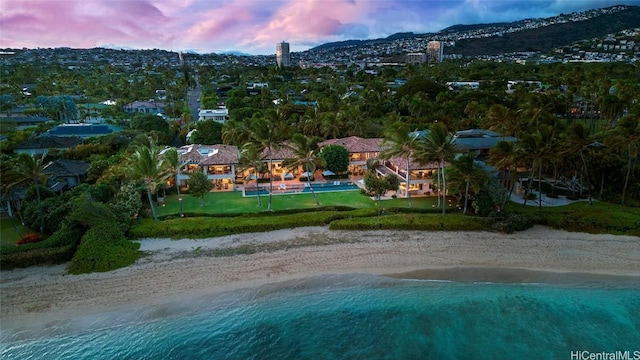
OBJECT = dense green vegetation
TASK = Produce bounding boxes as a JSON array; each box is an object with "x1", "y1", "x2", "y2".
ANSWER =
[
  {"x1": 1, "y1": 57, "x2": 638, "y2": 273},
  {"x1": 130, "y1": 208, "x2": 377, "y2": 239},
  {"x1": 505, "y1": 201, "x2": 640, "y2": 236},
  {"x1": 68, "y1": 222, "x2": 140, "y2": 274}
]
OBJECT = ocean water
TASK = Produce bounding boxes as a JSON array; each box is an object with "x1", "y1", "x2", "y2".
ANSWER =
[{"x1": 1, "y1": 272, "x2": 639, "y2": 360}]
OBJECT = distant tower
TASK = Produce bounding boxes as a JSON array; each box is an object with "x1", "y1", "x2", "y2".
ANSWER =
[
  {"x1": 276, "y1": 41, "x2": 290, "y2": 68},
  {"x1": 406, "y1": 53, "x2": 427, "y2": 65},
  {"x1": 426, "y1": 41, "x2": 444, "y2": 63}
]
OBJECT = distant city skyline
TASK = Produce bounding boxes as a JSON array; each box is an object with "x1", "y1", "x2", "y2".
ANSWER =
[{"x1": 1, "y1": 0, "x2": 637, "y2": 55}]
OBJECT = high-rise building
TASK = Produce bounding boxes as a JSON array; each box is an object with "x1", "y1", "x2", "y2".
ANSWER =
[
  {"x1": 406, "y1": 53, "x2": 427, "y2": 65},
  {"x1": 276, "y1": 41, "x2": 290, "y2": 68},
  {"x1": 426, "y1": 41, "x2": 444, "y2": 63}
]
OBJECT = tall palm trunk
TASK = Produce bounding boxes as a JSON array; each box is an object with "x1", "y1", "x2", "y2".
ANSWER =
[
  {"x1": 146, "y1": 179, "x2": 158, "y2": 221},
  {"x1": 538, "y1": 163, "x2": 543, "y2": 209},
  {"x1": 441, "y1": 159, "x2": 447, "y2": 215},
  {"x1": 267, "y1": 150, "x2": 274, "y2": 212},
  {"x1": 306, "y1": 164, "x2": 320, "y2": 206},
  {"x1": 34, "y1": 181, "x2": 44, "y2": 239},
  {"x1": 175, "y1": 172, "x2": 183, "y2": 217},
  {"x1": 579, "y1": 150, "x2": 592, "y2": 205},
  {"x1": 523, "y1": 160, "x2": 536, "y2": 207},
  {"x1": 254, "y1": 171, "x2": 262, "y2": 207},
  {"x1": 406, "y1": 158, "x2": 413, "y2": 208},
  {"x1": 463, "y1": 176, "x2": 471, "y2": 215},
  {"x1": 436, "y1": 166, "x2": 441, "y2": 208},
  {"x1": 621, "y1": 144, "x2": 632, "y2": 206}
]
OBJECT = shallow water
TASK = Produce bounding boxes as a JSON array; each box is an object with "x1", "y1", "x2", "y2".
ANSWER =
[{"x1": 2, "y1": 272, "x2": 639, "y2": 359}]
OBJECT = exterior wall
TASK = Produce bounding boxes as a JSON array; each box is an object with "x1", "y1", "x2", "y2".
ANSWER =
[
  {"x1": 426, "y1": 41, "x2": 444, "y2": 63},
  {"x1": 198, "y1": 109, "x2": 229, "y2": 123},
  {"x1": 276, "y1": 42, "x2": 291, "y2": 68},
  {"x1": 406, "y1": 53, "x2": 427, "y2": 64},
  {"x1": 178, "y1": 163, "x2": 236, "y2": 192}
]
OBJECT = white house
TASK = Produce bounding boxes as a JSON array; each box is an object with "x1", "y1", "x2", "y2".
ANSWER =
[{"x1": 198, "y1": 108, "x2": 229, "y2": 123}]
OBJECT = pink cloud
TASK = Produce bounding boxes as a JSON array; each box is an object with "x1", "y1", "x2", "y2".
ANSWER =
[{"x1": 0, "y1": 0, "x2": 181, "y2": 49}]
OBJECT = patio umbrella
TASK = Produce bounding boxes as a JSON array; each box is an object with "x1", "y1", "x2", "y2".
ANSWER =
[
  {"x1": 322, "y1": 170, "x2": 335, "y2": 176},
  {"x1": 301, "y1": 171, "x2": 313, "y2": 178},
  {"x1": 284, "y1": 173, "x2": 294, "y2": 180}
]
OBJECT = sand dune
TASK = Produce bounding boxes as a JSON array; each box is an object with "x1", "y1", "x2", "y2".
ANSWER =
[{"x1": 1, "y1": 225, "x2": 639, "y2": 330}]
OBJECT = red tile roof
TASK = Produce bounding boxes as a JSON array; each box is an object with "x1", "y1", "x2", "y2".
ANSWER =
[
  {"x1": 177, "y1": 144, "x2": 239, "y2": 165},
  {"x1": 319, "y1": 136, "x2": 383, "y2": 153}
]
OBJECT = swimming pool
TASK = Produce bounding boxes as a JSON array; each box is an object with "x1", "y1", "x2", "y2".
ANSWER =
[{"x1": 243, "y1": 181, "x2": 360, "y2": 197}]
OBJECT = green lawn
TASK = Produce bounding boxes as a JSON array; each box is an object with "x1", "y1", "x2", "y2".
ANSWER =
[
  {"x1": 155, "y1": 190, "x2": 445, "y2": 216},
  {"x1": 0, "y1": 219, "x2": 31, "y2": 247}
]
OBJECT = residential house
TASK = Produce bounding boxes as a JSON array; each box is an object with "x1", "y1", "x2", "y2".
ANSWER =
[
  {"x1": 452, "y1": 129, "x2": 517, "y2": 159},
  {"x1": 43, "y1": 159, "x2": 90, "y2": 192},
  {"x1": 319, "y1": 136, "x2": 383, "y2": 175},
  {"x1": 198, "y1": 108, "x2": 229, "y2": 123},
  {"x1": 2, "y1": 116, "x2": 54, "y2": 130},
  {"x1": 379, "y1": 155, "x2": 440, "y2": 197},
  {"x1": 123, "y1": 100, "x2": 166, "y2": 115},
  {"x1": 257, "y1": 145, "x2": 298, "y2": 181},
  {"x1": 173, "y1": 144, "x2": 239, "y2": 192},
  {"x1": 13, "y1": 136, "x2": 83, "y2": 155}
]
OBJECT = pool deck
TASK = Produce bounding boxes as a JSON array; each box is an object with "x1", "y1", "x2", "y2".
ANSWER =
[{"x1": 241, "y1": 174, "x2": 365, "y2": 196}]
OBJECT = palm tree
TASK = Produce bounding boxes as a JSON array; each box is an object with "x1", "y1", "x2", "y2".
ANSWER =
[
  {"x1": 517, "y1": 126, "x2": 556, "y2": 209},
  {"x1": 487, "y1": 140, "x2": 518, "y2": 210},
  {"x1": 415, "y1": 124, "x2": 456, "y2": 214},
  {"x1": 598, "y1": 94, "x2": 625, "y2": 129},
  {"x1": 379, "y1": 119, "x2": 419, "y2": 208},
  {"x1": 163, "y1": 148, "x2": 185, "y2": 217},
  {"x1": 222, "y1": 119, "x2": 248, "y2": 146},
  {"x1": 283, "y1": 134, "x2": 327, "y2": 206},
  {"x1": 11, "y1": 153, "x2": 51, "y2": 238},
  {"x1": 246, "y1": 115, "x2": 285, "y2": 211},
  {"x1": 319, "y1": 111, "x2": 344, "y2": 139},
  {"x1": 483, "y1": 104, "x2": 520, "y2": 138},
  {"x1": 607, "y1": 116, "x2": 640, "y2": 206},
  {"x1": 446, "y1": 153, "x2": 488, "y2": 214},
  {"x1": 238, "y1": 144, "x2": 267, "y2": 207},
  {"x1": 129, "y1": 142, "x2": 165, "y2": 221},
  {"x1": 564, "y1": 123, "x2": 594, "y2": 204}
]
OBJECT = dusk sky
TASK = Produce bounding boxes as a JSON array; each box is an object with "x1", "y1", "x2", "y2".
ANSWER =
[{"x1": 1, "y1": 0, "x2": 636, "y2": 55}]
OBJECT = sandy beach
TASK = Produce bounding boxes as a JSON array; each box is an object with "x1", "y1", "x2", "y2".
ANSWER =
[{"x1": 1, "y1": 225, "x2": 639, "y2": 330}]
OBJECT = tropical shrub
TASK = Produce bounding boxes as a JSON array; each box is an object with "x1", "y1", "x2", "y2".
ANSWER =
[
  {"x1": 493, "y1": 213, "x2": 536, "y2": 234},
  {"x1": 68, "y1": 221, "x2": 140, "y2": 274},
  {"x1": 0, "y1": 222, "x2": 83, "y2": 269}
]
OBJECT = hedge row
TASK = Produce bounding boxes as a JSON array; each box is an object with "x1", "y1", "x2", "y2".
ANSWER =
[
  {"x1": 329, "y1": 214, "x2": 491, "y2": 231},
  {"x1": 131, "y1": 208, "x2": 378, "y2": 239},
  {"x1": 0, "y1": 223, "x2": 84, "y2": 269},
  {"x1": 158, "y1": 205, "x2": 359, "y2": 221},
  {"x1": 534, "y1": 211, "x2": 640, "y2": 236},
  {"x1": 68, "y1": 222, "x2": 140, "y2": 274}
]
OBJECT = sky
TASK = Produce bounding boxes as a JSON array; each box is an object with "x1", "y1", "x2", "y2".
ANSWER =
[{"x1": 0, "y1": 0, "x2": 637, "y2": 55}]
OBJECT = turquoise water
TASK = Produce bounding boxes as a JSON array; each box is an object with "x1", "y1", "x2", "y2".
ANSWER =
[
  {"x1": 2, "y1": 273, "x2": 639, "y2": 359},
  {"x1": 244, "y1": 181, "x2": 359, "y2": 196}
]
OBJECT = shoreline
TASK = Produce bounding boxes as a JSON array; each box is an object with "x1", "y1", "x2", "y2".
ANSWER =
[{"x1": 1, "y1": 225, "x2": 639, "y2": 331}]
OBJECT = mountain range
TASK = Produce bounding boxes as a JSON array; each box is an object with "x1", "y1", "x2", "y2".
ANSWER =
[{"x1": 308, "y1": 5, "x2": 640, "y2": 57}]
